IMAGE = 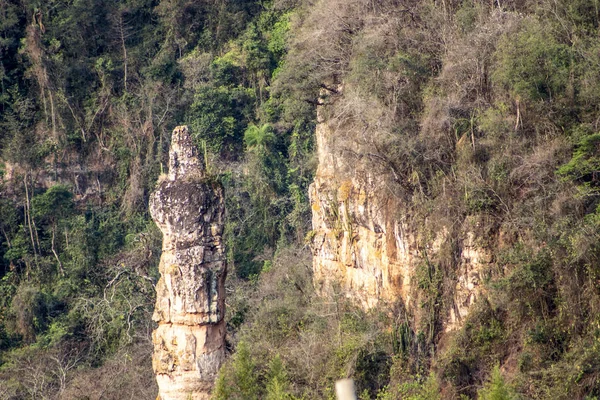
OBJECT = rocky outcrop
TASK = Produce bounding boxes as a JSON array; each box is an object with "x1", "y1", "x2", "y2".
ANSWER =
[
  {"x1": 309, "y1": 110, "x2": 415, "y2": 309},
  {"x1": 309, "y1": 98, "x2": 490, "y2": 330},
  {"x1": 150, "y1": 126, "x2": 226, "y2": 400}
]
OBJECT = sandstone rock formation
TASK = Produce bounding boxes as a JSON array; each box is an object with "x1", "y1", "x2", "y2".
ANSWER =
[
  {"x1": 309, "y1": 94, "x2": 490, "y2": 331},
  {"x1": 150, "y1": 126, "x2": 226, "y2": 400}
]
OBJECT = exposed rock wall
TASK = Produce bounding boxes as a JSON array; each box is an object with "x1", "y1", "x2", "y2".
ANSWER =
[
  {"x1": 150, "y1": 126, "x2": 226, "y2": 400},
  {"x1": 309, "y1": 100, "x2": 490, "y2": 330}
]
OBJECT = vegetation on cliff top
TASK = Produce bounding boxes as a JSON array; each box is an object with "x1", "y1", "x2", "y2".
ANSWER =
[{"x1": 1, "y1": 0, "x2": 600, "y2": 398}]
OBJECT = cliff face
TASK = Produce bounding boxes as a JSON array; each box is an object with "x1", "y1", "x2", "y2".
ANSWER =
[
  {"x1": 309, "y1": 102, "x2": 490, "y2": 331},
  {"x1": 150, "y1": 126, "x2": 226, "y2": 400}
]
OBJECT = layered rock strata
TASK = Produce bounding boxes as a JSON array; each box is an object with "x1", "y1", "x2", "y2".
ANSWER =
[
  {"x1": 309, "y1": 97, "x2": 490, "y2": 330},
  {"x1": 150, "y1": 126, "x2": 226, "y2": 400}
]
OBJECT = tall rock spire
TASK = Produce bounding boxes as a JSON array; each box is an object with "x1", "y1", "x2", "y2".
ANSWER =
[{"x1": 150, "y1": 126, "x2": 226, "y2": 400}]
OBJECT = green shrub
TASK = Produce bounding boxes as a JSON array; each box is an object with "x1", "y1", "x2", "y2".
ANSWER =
[
  {"x1": 265, "y1": 355, "x2": 295, "y2": 400},
  {"x1": 214, "y1": 341, "x2": 260, "y2": 400},
  {"x1": 558, "y1": 133, "x2": 600, "y2": 192},
  {"x1": 376, "y1": 373, "x2": 441, "y2": 400},
  {"x1": 478, "y1": 365, "x2": 515, "y2": 400},
  {"x1": 493, "y1": 18, "x2": 571, "y2": 102}
]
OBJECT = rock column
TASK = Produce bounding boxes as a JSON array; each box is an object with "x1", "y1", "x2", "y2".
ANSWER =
[{"x1": 150, "y1": 126, "x2": 226, "y2": 400}]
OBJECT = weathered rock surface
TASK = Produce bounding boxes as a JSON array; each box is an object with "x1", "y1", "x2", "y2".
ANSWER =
[
  {"x1": 150, "y1": 126, "x2": 226, "y2": 400},
  {"x1": 309, "y1": 95, "x2": 490, "y2": 330}
]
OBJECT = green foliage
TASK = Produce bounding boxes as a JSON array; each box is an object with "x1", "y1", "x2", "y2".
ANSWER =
[
  {"x1": 558, "y1": 133, "x2": 600, "y2": 192},
  {"x1": 31, "y1": 184, "x2": 73, "y2": 221},
  {"x1": 493, "y1": 247, "x2": 555, "y2": 320},
  {"x1": 188, "y1": 84, "x2": 255, "y2": 155},
  {"x1": 232, "y1": 342, "x2": 259, "y2": 398},
  {"x1": 0, "y1": 0, "x2": 23, "y2": 101},
  {"x1": 493, "y1": 18, "x2": 572, "y2": 102},
  {"x1": 215, "y1": 341, "x2": 260, "y2": 400},
  {"x1": 265, "y1": 12, "x2": 291, "y2": 66},
  {"x1": 241, "y1": 23, "x2": 271, "y2": 77},
  {"x1": 265, "y1": 355, "x2": 294, "y2": 400},
  {"x1": 455, "y1": 1, "x2": 482, "y2": 34},
  {"x1": 414, "y1": 257, "x2": 444, "y2": 343},
  {"x1": 375, "y1": 373, "x2": 441, "y2": 400},
  {"x1": 245, "y1": 123, "x2": 276, "y2": 152},
  {"x1": 9, "y1": 284, "x2": 46, "y2": 343},
  {"x1": 478, "y1": 365, "x2": 515, "y2": 400},
  {"x1": 223, "y1": 248, "x2": 404, "y2": 398},
  {"x1": 216, "y1": 344, "x2": 297, "y2": 400}
]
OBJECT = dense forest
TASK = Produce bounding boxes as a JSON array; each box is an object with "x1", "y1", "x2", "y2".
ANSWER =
[{"x1": 2, "y1": 0, "x2": 600, "y2": 399}]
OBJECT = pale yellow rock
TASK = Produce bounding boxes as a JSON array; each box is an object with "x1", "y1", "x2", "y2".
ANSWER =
[
  {"x1": 153, "y1": 322, "x2": 225, "y2": 400},
  {"x1": 309, "y1": 93, "x2": 489, "y2": 331}
]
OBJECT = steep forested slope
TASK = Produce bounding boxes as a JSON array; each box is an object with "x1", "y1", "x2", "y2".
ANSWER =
[{"x1": 1, "y1": 0, "x2": 600, "y2": 399}]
